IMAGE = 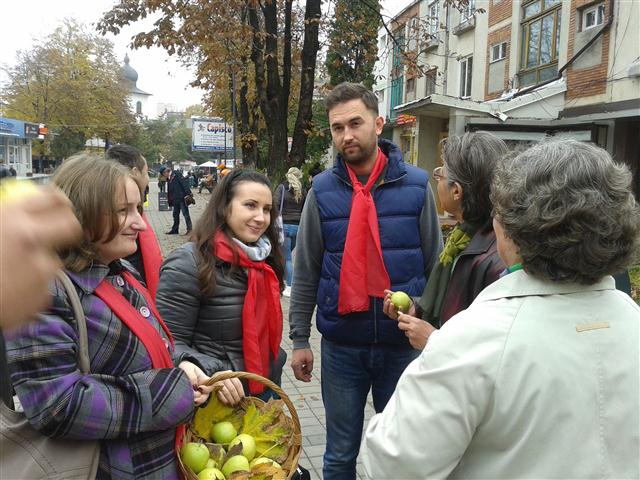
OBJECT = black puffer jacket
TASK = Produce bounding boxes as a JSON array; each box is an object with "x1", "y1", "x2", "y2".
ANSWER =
[{"x1": 156, "y1": 242, "x2": 286, "y2": 386}]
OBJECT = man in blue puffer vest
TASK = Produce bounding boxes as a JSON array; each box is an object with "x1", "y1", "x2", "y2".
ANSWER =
[{"x1": 289, "y1": 82, "x2": 443, "y2": 479}]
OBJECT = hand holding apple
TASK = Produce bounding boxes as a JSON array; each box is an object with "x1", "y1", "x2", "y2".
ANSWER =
[
  {"x1": 397, "y1": 312, "x2": 436, "y2": 350},
  {"x1": 383, "y1": 290, "x2": 416, "y2": 320}
]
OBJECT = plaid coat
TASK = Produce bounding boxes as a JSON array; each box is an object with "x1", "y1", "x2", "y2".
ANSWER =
[{"x1": 5, "y1": 261, "x2": 194, "y2": 479}]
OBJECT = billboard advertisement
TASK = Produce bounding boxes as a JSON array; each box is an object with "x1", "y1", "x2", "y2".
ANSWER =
[{"x1": 192, "y1": 119, "x2": 234, "y2": 152}]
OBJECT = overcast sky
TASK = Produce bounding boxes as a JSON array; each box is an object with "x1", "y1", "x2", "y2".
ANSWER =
[{"x1": 1, "y1": 0, "x2": 414, "y2": 118}]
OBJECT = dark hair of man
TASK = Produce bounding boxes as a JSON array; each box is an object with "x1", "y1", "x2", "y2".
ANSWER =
[
  {"x1": 105, "y1": 144, "x2": 146, "y2": 172},
  {"x1": 192, "y1": 169, "x2": 285, "y2": 296},
  {"x1": 442, "y1": 131, "x2": 508, "y2": 229},
  {"x1": 324, "y1": 82, "x2": 379, "y2": 116}
]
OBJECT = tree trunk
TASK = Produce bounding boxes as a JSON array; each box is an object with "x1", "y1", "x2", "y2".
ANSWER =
[{"x1": 289, "y1": 0, "x2": 321, "y2": 168}]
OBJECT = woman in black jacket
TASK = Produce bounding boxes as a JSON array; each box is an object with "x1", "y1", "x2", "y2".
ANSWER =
[
  {"x1": 156, "y1": 170, "x2": 287, "y2": 401},
  {"x1": 274, "y1": 167, "x2": 307, "y2": 296}
]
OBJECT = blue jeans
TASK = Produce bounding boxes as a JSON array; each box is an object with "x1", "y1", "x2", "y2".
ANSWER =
[
  {"x1": 283, "y1": 224, "x2": 298, "y2": 286},
  {"x1": 321, "y1": 337, "x2": 420, "y2": 480}
]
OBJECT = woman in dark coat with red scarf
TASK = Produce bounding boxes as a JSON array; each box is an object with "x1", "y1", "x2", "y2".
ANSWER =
[
  {"x1": 156, "y1": 170, "x2": 287, "y2": 400},
  {"x1": 384, "y1": 132, "x2": 508, "y2": 349}
]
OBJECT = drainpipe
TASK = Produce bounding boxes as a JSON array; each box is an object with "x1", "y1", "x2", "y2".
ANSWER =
[
  {"x1": 513, "y1": 0, "x2": 614, "y2": 98},
  {"x1": 442, "y1": 2, "x2": 450, "y2": 95}
]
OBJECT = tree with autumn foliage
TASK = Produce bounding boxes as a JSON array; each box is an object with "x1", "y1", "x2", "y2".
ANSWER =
[
  {"x1": 325, "y1": 0, "x2": 381, "y2": 89},
  {"x1": 98, "y1": 0, "x2": 322, "y2": 176},
  {"x1": 1, "y1": 20, "x2": 134, "y2": 159}
]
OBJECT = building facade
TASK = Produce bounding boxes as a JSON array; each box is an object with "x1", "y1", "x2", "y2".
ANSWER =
[
  {"x1": 375, "y1": 0, "x2": 640, "y2": 205},
  {"x1": 0, "y1": 117, "x2": 39, "y2": 176}
]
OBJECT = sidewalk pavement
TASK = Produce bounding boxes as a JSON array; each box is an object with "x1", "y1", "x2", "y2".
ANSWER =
[{"x1": 146, "y1": 181, "x2": 375, "y2": 480}]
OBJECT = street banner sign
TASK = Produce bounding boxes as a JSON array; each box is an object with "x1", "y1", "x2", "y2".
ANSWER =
[{"x1": 192, "y1": 119, "x2": 233, "y2": 152}]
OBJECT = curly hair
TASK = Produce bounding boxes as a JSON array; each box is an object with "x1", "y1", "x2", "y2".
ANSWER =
[
  {"x1": 442, "y1": 131, "x2": 508, "y2": 229},
  {"x1": 491, "y1": 139, "x2": 640, "y2": 284}
]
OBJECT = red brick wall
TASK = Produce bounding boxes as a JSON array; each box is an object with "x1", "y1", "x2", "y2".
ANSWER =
[
  {"x1": 485, "y1": 26, "x2": 512, "y2": 100},
  {"x1": 489, "y1": 0, "x2": 513, "y2": 27},
  {"x1": 566, "y1": 0, "x2": 611, "y2": 99}
]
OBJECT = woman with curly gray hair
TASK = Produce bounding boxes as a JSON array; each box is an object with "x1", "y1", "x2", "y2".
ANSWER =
[{"x1": 361, "y1": 139, "x2": 640, "y2": 479}]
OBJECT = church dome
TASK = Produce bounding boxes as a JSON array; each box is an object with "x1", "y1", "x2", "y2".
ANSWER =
[{"x1": 122, "y1": 54, "x2": 138, "y2": 83}]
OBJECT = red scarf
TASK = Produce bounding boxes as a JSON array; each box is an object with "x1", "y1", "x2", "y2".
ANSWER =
[
  {"x1": 139, "y1": 212, "x2": 163, "y2": 300},
  {"x1": 214, "y1": 231, "x2": 282, "y2": 394},
  {"x1": 94, "y1": 272, "x2": 186, "y2": 449},
  {"x1": 95, "y1": 271, "x2": 174, "y2": 368},
  {"x1": 338, "y1": 148, "x2": 391, "y2": 314}
]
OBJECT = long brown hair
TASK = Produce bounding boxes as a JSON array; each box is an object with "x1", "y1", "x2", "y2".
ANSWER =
[
  {"x1": 192, "y1": 169, "x2": 285, "y2": 296},
  {"x1": 53, "y1": 153, "x2": 131, "y2": 272}
]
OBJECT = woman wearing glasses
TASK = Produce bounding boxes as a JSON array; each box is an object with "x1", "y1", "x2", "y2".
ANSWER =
[{"x1": 383, "y1": 131, "x2": 507, "y2": 349}]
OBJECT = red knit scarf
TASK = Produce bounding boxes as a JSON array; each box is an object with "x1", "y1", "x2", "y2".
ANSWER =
[
  {"x1": 338, "y1": 148, "x2": 391, "y2": 314},
  {"x1": 214, "y1": 231, "x2": 282, "y2": 394},
  {"x1": 139, "y1": 212, "x2": 163, "y2": 299}
]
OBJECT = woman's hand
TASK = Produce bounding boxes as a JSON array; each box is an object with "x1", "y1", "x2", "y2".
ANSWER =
[
  {"x1": 178, "y1": 361, "x2": 213, "y2": 406},
  {"x1": 383, "y1": 289, "x2": 416, "y2": 320},
  {"x1": 212, "y1": 373, "x2": 245, "y2": 406},
  {"x1": 397, "y1": 312, "x2": 436, "y2": 350}
]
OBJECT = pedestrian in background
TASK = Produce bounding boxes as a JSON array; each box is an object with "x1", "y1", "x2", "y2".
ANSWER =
[
  {"x1": 288, "y1": 82, "x2": 442, "y2": 480},
  {"x1": 8, "y1": 166, "x2": 16, "y2": 177},
  {"x1": 166, "y1": 168, "x2": 193, "y2": 235},
  {"x1": 4, "y1": 154, "x2": 216, "y2": 479},
  {"x1": 274, "y1": 166, "x2": 307, "y2": 296},
  {"x1": 156, "y1": 169, "x2": 287, "y2": 402},
  {"x1": 158, "y1": 166, "x2": 168, "y2": 192},
  {"x1": 383, "y1": 131, "x2": 507, "y2": 349},
  {"x1": 106, "y1": 144, "x2": 163, "y2": 298},
  {"x1": 361, "y1": 140, "x2": 640, "y2": 479}
]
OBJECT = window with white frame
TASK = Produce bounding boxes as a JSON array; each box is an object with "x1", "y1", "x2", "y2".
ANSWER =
[
  {"x1": 427, "y1": 1, "x2": 439, "y2": 37},
  {"x1": 491, "y1": 42, "x2": 507, "y2": 62},
  {"x1": 582, "y1": 3, "x2": 605, "y2": 31},
  {"x1": 461, "y1": 0, "x2": 476, "y2": 23},
  {"x1": 460, "y1": 56, "x2": 473, "y2": 98}
]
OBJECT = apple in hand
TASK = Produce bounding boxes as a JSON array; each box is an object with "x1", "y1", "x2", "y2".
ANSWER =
[
  {"x1": 390, "y1": 291, "x2": 412, "y2": 313},
  {"x1": 180, "y1": 442, "x2": 210, "y2": 474}
]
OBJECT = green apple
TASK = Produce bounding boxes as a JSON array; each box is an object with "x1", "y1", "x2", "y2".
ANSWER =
[
  {"x1": 250, "y1": 457, "x2": 281, "y2": 469},
  {"x1": 180, "y1": 442, "x2": 210, "y2": 474},
  {"x1": 197, "y1": 467, "x2": 225, "y2": 480},
  {"x1": 221, "y1": 455, "x2": 250, "y2": 477},
  {"x1": 390, "y1": 291, "x2": 412, "y2": 313},
  {"x1": 228, "y1": 433, "x2": 256, "y2": 461},
  {"x1": 211, "y1": 421, "x2": 237, "y2": 444}
]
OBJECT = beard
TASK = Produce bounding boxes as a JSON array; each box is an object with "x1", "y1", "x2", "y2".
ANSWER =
[{"x1": 340, "y1": 140, "x2": 377, "y2": 167}]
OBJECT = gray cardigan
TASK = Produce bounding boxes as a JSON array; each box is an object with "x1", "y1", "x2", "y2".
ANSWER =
[{"x1": 156, "y1": 242, "x2": 286, "y2": 386}]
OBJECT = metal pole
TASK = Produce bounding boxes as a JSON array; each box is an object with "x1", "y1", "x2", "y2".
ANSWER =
[{"x1": 232, "y1": 70, "x2": 237, "y2": 163}]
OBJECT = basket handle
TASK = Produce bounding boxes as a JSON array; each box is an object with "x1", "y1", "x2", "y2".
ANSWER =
[{"x1": 206, "y1": 370, "x2": 301, "y2": 437}]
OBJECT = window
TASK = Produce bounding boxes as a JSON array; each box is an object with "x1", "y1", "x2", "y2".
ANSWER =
[
  {"x1": 407, "y1": 17, "x2": 420, "y2": 51},
  {"x1": 460, "y1": 56, "x2": 473, "y2": 98},
  {"x1": 519, "y1": 0, "x2": 561, "y2": 87},
  {"x1": 491, "y1": 42, "x2": 508, "y2": 62},
  {"x1": 461, "y1": 0, "x2": 476, "y2": 23},
  {"x1": 405, "y1": 77, "x2": 416, "y2": 102},
  {"x1": 582, "y1": 3, "x2": 605, "y2": 31},
  {"x1": 427, "y1": 1, "x2": 439, "y2": 37},
  {"x1": 425, "y1": 68, "x2": 437, "y2": 96},
  {"x1": 0, "y1": 144, "x2": 5, "y2": 161},
  {"x1": 136, "y1": 101, "x2": 142, "y2": 115},
  {"x1": 390, "y1": 29, "x2": 405, "y2": 119}
]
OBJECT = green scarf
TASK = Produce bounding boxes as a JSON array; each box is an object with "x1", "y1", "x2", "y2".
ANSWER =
[{"x1": 418, "y1": 222, "x2": 477, "y2": 327}]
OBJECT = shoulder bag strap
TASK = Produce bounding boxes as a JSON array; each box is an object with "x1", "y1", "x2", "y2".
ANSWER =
[{"x1": 55, "y1": 271, "x2": 91, "y2": 374}]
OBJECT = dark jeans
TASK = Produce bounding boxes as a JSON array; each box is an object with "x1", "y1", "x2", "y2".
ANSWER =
[
  {"x1": 170, "y1": 200, "x2": 192, "y2": 232},
  {"x1": 159, "y1": 181, "x2": 166, "y2": 193},
  {"x1": 321, "y1": 337, "x2": 420, "y2": 480}
]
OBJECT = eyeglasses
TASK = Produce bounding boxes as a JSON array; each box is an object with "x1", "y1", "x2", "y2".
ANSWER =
[{"x1": 433, "y1": 166, "x2": 446, "y2": 181}]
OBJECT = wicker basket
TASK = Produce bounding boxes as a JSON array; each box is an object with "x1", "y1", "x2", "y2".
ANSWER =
[{"x1": 177, "y1": 371, "x2": 302, "y2": 480}]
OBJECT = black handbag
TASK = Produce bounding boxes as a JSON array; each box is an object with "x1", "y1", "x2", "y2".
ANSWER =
[
  {"x1": 184, "y1": 194, "x2": 196, "y2": 206},
  {"x1": 0, "y1": 271, "x2": 100, "y2": 479}
]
